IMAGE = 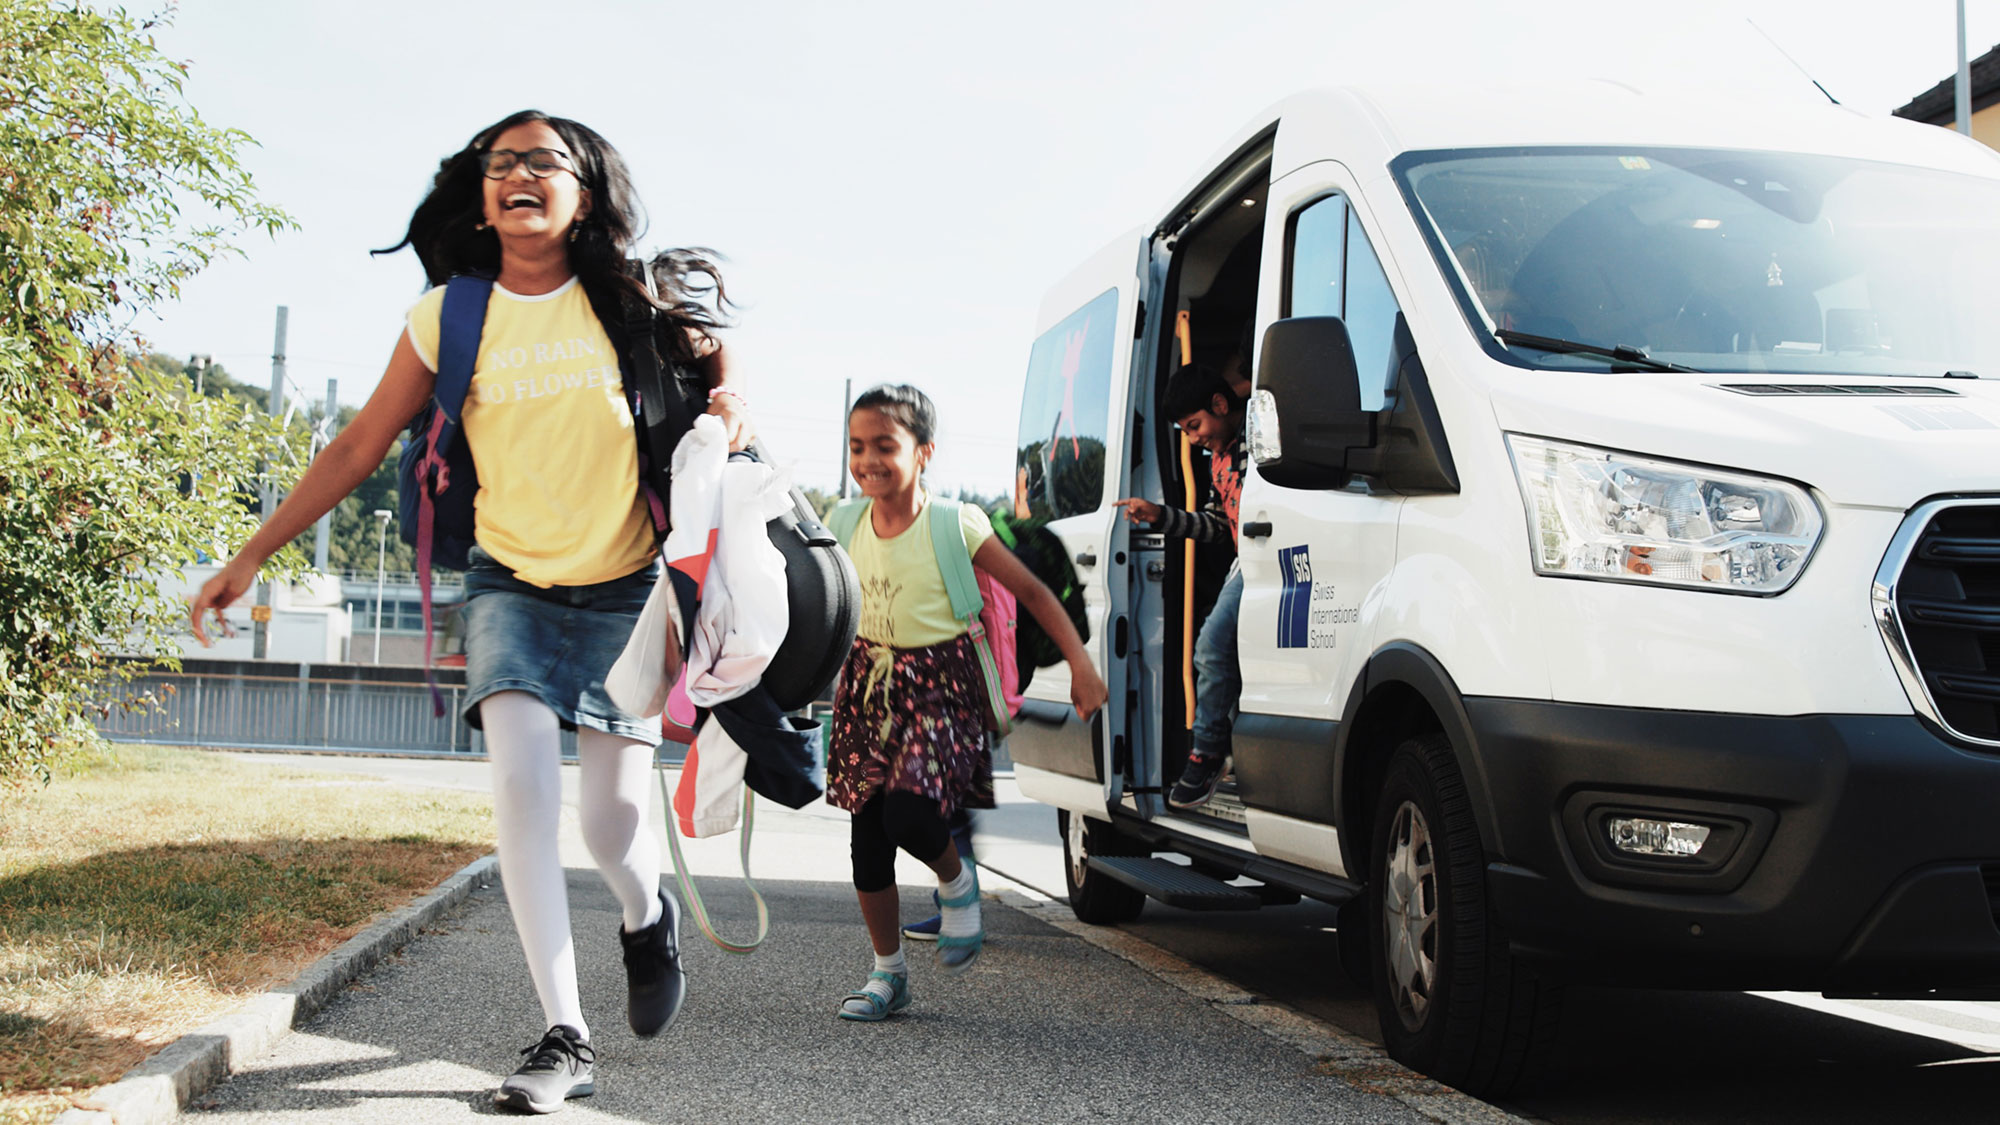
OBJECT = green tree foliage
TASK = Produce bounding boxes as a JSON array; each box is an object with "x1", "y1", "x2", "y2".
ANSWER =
[
  {"x1": 0, "y1": 2, "x2": 296, "y2": 782},
  {"x1": 155, "y1": 355, "x2": 418, "y2": 574}
]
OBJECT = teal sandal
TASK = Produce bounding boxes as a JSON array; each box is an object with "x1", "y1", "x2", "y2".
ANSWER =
[
  {"x1": 936, "y1": 866, "x2": 984, "y2": 975},
  {"x1": 837, "y1": 970, "x2": 910, "y2": 1021}
]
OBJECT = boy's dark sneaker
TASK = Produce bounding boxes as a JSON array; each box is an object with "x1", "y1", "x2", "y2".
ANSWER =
[
  {"x1": 620, "y1": 888, "x2": 686, "y2": 1037},
  {"x1": 903, "y1": 891, "x2": 942, "y2": 941},
  {"x1": 494, "y1": 1025, "x2": 594, "y2": 1114},
  {"x1": 1168, "y1": 752, "x2": 1229, "y2": 810}
]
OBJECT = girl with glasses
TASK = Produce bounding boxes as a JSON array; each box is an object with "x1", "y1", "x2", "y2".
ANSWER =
[{"x1": 188, "y1": 109, "x2": 748, "y2": 1114}]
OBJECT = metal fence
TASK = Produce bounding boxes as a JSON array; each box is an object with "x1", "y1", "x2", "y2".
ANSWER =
[{"x1": 91, "y1": 660, "x2": 538, "y2": 757}]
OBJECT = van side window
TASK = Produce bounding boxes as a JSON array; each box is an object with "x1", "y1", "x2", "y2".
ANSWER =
[
  {"x1": 1016, "y1": 287, "x2": 1117, "y2": 520},
  {"x1": 1285, "y1": 196, "x2": 1345, "y2": 319},
  {"x1": 1285, "y1": 194, "x2": 1403, "y2": 410}
]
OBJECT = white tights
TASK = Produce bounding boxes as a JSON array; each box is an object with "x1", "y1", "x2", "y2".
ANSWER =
[{"x1": 481, "y1": 690, "x2": 663, "y2": 1040}]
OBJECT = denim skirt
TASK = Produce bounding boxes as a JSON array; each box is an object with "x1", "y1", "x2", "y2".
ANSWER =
[{"x1": 460, "y1": 546, "x2": 660, "y2": 742}]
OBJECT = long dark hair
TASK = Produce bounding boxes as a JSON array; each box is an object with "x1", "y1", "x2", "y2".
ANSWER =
[{"x1": 375, "y1": 109, "x2": 730, "y2": 364}]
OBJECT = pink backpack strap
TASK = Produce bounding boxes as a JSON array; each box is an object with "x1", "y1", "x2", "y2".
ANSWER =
[{"x1": 415, "y1": 409, "x2": 451, "y2": 716}]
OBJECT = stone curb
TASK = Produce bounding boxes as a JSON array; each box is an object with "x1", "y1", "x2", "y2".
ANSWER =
[
  {"x1": 977, "y1": 867, "x2": 1544, "y2": 1125},
  {"x1": 55, "y1": 854, "x2": 499, "y2": 1125}
]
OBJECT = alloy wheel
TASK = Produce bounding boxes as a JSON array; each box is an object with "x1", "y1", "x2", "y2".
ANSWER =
[{"x1": 1381, "y1": 798, "x2": 1439, "y2": 1032}]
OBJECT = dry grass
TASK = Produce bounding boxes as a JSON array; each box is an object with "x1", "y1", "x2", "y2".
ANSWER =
[{"x1": 0, "y1": 745, "x2": 493, "y2": 1124}]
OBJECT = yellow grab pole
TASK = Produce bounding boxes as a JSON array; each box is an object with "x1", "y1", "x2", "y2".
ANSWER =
[{"x1": 1174, "y1": 311, "x2": 1197, "y2": 730}]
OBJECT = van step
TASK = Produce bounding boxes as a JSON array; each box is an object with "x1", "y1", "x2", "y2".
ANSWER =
[{"x1": 1085, "y1": 856, "x2": 1264, "y2": 911}]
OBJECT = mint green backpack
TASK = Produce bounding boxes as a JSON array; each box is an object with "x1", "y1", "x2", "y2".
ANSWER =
[{"x1": 827, "y1": 498, "x2": 1017, "y2": 733}]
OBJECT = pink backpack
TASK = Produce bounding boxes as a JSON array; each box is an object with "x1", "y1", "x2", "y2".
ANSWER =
[{"x1": 973, "y1": 567, "x2": 1023, "y2": 720}]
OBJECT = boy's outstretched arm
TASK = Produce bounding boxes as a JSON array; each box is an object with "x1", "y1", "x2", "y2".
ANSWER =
[
  {"x1": 1113, "y1": 495, "x2": 1229, "y2": 543},
  {"x1": 974, "y1": 537, "x2": 1108, "y2": 722},
  {"x1": 1112, "y1": 496, "x2": 1160, "y2": 524}
]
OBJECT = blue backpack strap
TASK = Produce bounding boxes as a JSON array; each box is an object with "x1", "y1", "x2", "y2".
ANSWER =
[
  {"x1": 928, "y1": 498, "x2": 983, "y2": 624},
  {"x1": 412, "y1": 273, "x2": 491, "y2": 715},
  {"x1": 826, "y1": 499, "x2": 869, "y2": 548},
  {"x1": 434, "y1": 274, "x2": 492, "y2": 438}
]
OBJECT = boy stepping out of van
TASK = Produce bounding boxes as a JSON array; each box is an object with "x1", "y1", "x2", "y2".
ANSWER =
[
  {"x1": 826, "y1": 384, "x2": 1106, "y2": 1021},
  {"x1": 1115, "y1": 363, "x2": 1246, "y2": 811}
]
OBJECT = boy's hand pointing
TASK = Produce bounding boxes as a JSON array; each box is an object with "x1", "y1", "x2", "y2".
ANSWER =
[{"x1": 1112, "y1": 497, "x2": 1160, "y2": 525}]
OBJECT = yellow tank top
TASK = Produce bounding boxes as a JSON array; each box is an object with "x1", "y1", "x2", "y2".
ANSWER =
[{"x1": 405, "y1": 277, "x2": 654, "y2": 587}]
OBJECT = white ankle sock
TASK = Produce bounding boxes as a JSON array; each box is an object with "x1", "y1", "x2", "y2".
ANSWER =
[
  {"x1": 939, "y1": 865, "x2": 981, "y2": 940},
  {"x1": 843, "y1": 948, "x2": 907, "y2": 1016}
]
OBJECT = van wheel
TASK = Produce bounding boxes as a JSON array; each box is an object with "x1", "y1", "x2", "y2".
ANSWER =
[
  {"x1": 1369, "y1": 733, "x2": 1560, "y2": 1096},
  {"x1": 1059, "y1": 809, "x2": 1146, "y2": 924},
  {"x1": 1335, "y1": 893, "x2": 1373, "y2": 989}
]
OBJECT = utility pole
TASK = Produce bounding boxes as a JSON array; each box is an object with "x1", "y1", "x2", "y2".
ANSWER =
[
  {"x1": 373, "y1": 509, "x2": 392, "y2": 664},
  {"x1": 1958, "y1": 0, "x2": 1973, "y2": 136},
  {"x1": 313, "y1": 378, "x2": 337, "y2": 573},
  {"x1": 840, "y1": 377, "x2": 852, "y2": 499},
  {"x1": 253, "y1": 306, "x2": 287, "y2": 660}
]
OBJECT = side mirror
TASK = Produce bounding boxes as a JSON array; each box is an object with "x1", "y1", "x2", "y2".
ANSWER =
[{"x1": 1250, "y1": 316, "x2": 1375, "y2": 490}]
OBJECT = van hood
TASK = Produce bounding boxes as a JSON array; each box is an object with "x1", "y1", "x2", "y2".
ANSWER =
[{"x1": 1485, "y1": 373, "x2": 2000, "y2": 509}]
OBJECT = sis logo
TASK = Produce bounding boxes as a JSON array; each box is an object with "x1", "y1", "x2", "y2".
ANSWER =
[{"x1": 1278, "y1": 545, "x2": 1312, "y2": 648}]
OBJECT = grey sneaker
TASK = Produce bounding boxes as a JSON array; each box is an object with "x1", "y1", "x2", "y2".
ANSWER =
[{"x1": 494, "y1": 1025, "x2": 595, "y2": 1114}]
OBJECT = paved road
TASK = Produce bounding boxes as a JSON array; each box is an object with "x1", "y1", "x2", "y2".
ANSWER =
[
  {"x1": 193, "y1": 753, "x2": 1439, "y2": 1125},
  {"x1": 218, "y1": 752, "x2": 2000, "y2": 1123},
  {"x1": 962, "y1": 789, "x2": 2000, "y2": 1125}
]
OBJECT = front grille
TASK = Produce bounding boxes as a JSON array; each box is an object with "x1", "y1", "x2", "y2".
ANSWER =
[{"x1": 1892, "y1": 504, "x2": 2000, "y2": 743}]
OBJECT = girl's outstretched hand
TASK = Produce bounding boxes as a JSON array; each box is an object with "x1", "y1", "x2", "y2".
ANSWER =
[
  {"x1": 188, "y1": 557, "x2": 257, "y2": 647},
  {"x1": 1070, "y1": 661, "x2": 1109, "y2": 722}
]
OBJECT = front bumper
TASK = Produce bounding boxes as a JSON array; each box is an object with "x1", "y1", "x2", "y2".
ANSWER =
[{"x1": 1466, "y1": 699, "x2": 2000, "y2": 994}]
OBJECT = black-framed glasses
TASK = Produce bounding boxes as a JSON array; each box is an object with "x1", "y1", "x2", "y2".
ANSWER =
[{"x1": 479, "y1": 148, "x2": 579, "y2": 181}]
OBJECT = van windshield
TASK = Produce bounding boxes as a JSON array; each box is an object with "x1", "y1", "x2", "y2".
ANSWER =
[{"x1": 1394, "y1": 146, "x2": 2000, "y2": 377}]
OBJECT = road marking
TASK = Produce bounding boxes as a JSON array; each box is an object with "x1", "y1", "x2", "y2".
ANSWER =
[
  {"x1": 1908, "y1": 999, "x2": 2000, "y2": 1031},
  {"x1": 1748, "y1": 992, "x2": 2000, "y2": 1054},
  {"x1": 978, "y1": 863, "x2": 1541, "y2": 1125}
]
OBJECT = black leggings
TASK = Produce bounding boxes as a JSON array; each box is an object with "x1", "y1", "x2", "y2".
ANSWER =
[{"x1": 850, "y1": 790, "x2": 953, "y2": 893}]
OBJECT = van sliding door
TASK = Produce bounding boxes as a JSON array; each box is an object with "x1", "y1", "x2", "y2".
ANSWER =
[{"x1": 1008, "y1": 228, "x2": 1143, "y2": 816}]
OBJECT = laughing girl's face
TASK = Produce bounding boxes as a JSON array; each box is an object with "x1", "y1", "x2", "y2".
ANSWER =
[
  {"x1": 847, "y1": 408, "x2": 930, "y2": 502},
  {"x1": 479, "y1": 121, "x2": 590, "y2": 245}
]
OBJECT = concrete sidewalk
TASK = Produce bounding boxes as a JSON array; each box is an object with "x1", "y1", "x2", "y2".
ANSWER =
[{"x1": 179, "y1": 755, "x2": 1460, "y2": 1123}]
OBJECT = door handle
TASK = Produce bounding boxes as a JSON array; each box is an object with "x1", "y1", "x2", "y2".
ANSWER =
[
  {"x1": 1241, "y1": 521, "x2": 1273, "y2": 539},
  {"x1": 1076, "y1": 551, "x2": 1098, "y2": 567}
]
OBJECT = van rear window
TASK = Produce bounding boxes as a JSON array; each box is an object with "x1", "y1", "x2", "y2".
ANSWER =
[{"x1": 1016, "y1": 288, "x2": 1118, "y2": 520}]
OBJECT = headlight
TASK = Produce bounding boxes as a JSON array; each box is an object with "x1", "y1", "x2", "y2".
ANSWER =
[{"x1": 1506, "y1": 435, "x2": 1823, "y2": 595}]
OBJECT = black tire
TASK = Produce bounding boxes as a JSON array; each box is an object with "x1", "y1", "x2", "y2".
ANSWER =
[
  {"x1": 1058, "y1": 809, "x2": 1147, "y2": 924},
  {"x1": 1369, "y1": 732, "x2": 1561, "y2": 1096},
  {"x1": 1335, "y1": 893, "x2": 1373, "y2": 990}
]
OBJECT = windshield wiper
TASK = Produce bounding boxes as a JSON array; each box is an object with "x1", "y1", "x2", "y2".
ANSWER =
[{"x1": 1495, "y1": 329, "x2": 1702, "y2": 374}]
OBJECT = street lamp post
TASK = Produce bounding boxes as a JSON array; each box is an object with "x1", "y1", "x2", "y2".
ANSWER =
[{"x1": 372, "y1": 509, "x2": 392, "y2": 664}]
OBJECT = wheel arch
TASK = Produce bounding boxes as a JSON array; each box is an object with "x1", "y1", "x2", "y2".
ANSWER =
[{"x1": 1333, "y1": 641, "x2": 1506, "y2": 871}]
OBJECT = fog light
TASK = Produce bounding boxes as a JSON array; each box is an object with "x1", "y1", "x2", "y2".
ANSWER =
[{"x1": 1606, "y1": 817, "x2": 1712, "y2": 858}]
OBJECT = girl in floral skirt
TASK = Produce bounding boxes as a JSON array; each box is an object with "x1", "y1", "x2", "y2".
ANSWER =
[{"x1": 827, "y1": 383, "x2": 1107, "y2": 1020}]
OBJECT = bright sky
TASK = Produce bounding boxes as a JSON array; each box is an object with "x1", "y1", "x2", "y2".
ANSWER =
[{"x1": 149, "y1": 0, "x2": 2000, "y2": 496}]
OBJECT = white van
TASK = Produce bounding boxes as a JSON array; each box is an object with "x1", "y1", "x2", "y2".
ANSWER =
[{"x1": 1006, "y1": 82, "x2": 2000, "y2": 1094}]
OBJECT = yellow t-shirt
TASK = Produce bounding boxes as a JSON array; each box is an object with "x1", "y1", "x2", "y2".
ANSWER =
[
  {"x1": 406, "y1": 277, "x2": 654, "y2": 587},
  {"x1": 849, "y1": 494, "x2": 996, "y2": 648}
]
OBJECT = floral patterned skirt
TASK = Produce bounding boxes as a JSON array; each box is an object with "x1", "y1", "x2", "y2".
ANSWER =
[{"x1": 825, "y1": 633, "x2": 994, "y2": 817}]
